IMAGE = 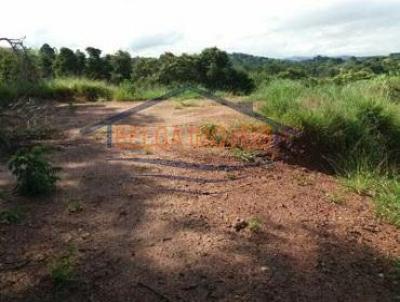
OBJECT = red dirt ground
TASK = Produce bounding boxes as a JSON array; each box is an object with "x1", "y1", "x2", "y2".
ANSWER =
[{"x1": 1, "y1": 100, "x2": 399, "y2": 302}]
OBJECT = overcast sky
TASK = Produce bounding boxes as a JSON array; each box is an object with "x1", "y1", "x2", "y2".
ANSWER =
[{"x1": 1, "y1": 0, "x2": 399, "y2": 58}]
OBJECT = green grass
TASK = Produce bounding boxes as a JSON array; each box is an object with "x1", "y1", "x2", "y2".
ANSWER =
[
  {"x1": 0, "y1": 78, "x2": 114, "y2": 104},
  {"x1": 326, "y1": 192, "x2": 346, "y2": 205},
  {"x1": 46, "y1": 78, "x2": 114, "y2": 101},
  {"x1": 251, "y1": 76, "x2": 400, "y2": 226},
  {"x1": 0, "y1": 78, "x2": 171, "y2": 105}
]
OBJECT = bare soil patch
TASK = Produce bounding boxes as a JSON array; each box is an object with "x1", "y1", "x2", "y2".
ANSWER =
[{"x1": 1, "y1": 99, "x2": 399, "y2": 301}]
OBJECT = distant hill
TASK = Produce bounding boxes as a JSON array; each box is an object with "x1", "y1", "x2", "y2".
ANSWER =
[
  {"x1": 229, "y1": 53, "x2": 274, "y2": 70},
  {"x1": 228, "y1": 52, "x2": 392, "y2": 71}
]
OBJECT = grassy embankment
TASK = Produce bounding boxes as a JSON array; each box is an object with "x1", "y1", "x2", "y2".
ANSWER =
[{"x1": 250, "y1": 77, "x2": 400, "y2": 226}]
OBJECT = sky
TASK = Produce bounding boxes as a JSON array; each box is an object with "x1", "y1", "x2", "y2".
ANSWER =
[{"x1": 1, "y1": 0, "x2": 400, "y2": 58}]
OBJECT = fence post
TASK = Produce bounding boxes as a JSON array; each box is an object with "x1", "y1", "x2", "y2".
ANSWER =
[{"x1": 107, "y1": 124, "x2": 112, "y2": 148}]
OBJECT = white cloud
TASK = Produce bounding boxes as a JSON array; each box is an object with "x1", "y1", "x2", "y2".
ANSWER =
[{"x1": 0, "y1": 0, "x2": 399, "y2": 57}]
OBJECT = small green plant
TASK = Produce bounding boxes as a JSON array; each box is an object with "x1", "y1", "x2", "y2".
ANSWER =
[
  {"x1": 0, "y1": 207, "x2": 24, "y2": 224},
  {"x1": 8, "y1": 146, "x2": 60, "y2": 196},
  {"x1": 327, "y1": 192, "x2": 346, "y2": 205},
  {"x1": 200, "y1": 123, "x2": 218, "y2": 140},
  {"x1": 66, "y1": 200, "x2": 83, "y2": 214},
  {"x1": 294, "y1": 174, "x2": 314, "y2": 186},
  {"x1": 226, "y1": 173, "x2": 237, "y2": 180},
  {"x1": 231, "y1": 148, "x2": 256, "y2": 162},
  {"x1": 248, "y1": 217, "x2": 262, "y2": 233},
  {"x1": 48, "y1": 247, "x2": 76, "y2": 287}
]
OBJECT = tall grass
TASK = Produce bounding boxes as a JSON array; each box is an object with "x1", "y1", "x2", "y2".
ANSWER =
[
  {"x1": 251, "y1": 77, "x2": 400, "y2": 226},
  {"x1": 0, "y1": 78, "x2": 115, "y2": 105},
  {"x1": 0, "y1": 77, "x2": 171, "y2": 106}
]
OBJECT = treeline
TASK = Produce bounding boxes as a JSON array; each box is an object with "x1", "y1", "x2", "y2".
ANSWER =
[
  {"x1": 0, "y1": 45, "x2": 254, "y2": 94},
  {"x1": 230, "y1": 53, "x2": 400, "y2": 84},
  {"x1": 1, "y1": 43, "x2": 400, "y2": 100}
]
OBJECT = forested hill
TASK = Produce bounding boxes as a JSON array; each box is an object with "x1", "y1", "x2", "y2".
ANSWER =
[
  {"x1": 229, "y1": 52, "x2": 400, "y2": 81},
  {"x1": 229, "y1": 53, "x2": 273, "y2": 70}
]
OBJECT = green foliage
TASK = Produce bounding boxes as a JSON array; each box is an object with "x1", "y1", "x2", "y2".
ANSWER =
[
  {"x1": 0, "y1": 48, "x2": 21, "y2": 82},
  {"x1": 8, "y1": 147, "x2": 60, "y2": 196},
  {"x1": 132, "y1": 57, "x2": 159, "y2": 83},
  {"x1": 131, "y1": 48, "x2": 254, "y2": 94},
  {"x1": 54, "y1": 47, "x2": 78, "y2": 77},
  {"x1": 253, "y1": 78, "x2": 400, "y2": 226},
  {"x1": 278, "y1": 68, "x2": 307, "y2": 80},
  {"x1": 74, "y1": 50, "x2": 86, "y2": 76},
  {"x1": 248, "y1": 217, "x2": 262, "y2": 233},
  {"x1": 327, "y1": 192, "x2": 346, "y2": 205},
  {"x1": 46, "y1": 78, "x2": 114, "y2": 101},
  {"x1": 200, "y1": 123, "x2": 218, "y2": 140},
  {"x1": 0, "y1": 77, "x2": 169, "y2": 104},
  {"x1": 0, "y1": 207, "x2": 24, "y2": 224},
  {"x1": 254, "y1": 79, "x2": 400, "y2": 166},
  {"x1": 114, "y1": 81, "x2": 167, "y2": 101},
  {"x1": 231, "y1": 148, "x2": 256, "y2": 162},
  {"x1": 158, "y1": 52, "x2": 198, "y2": 85},
  {"x1": 39, "y1": 43, "x2": 56, "y2": 78},
  {"x1": 48, "y1": 247, "x2": 76, "y2": 286},
  {"x1": 66, "y1": 200, "x2": 83, "y2": 214},
  {"x1": 198, "y1": 48, "x2": 255, "y2": 93},
  {"x1": 85, "y1": 47, "x2": 108, "y2": 80},
  {"x1": 110, "y1": 50, "x2": 132, "y2": 83},
  {"x1": 226, "y1": 173, "x2": 237, "y2": 180},
  {"x1": 231, "y1": 52, "x2": 400, "y2": 84}
]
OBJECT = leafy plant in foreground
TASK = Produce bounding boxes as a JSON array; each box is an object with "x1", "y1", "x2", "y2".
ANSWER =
[{"x1": 8, "y1": 147, "x2": 60, "y2": 196}]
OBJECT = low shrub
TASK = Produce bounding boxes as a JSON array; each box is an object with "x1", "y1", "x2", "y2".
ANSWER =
[{"x1": 8, "y1": 146, "x2": 60, "y2": 196}]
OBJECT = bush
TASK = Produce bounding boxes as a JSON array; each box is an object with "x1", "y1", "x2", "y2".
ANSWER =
[{"x1": 8, "y1": 147, "x2": 60, "y2": 196}]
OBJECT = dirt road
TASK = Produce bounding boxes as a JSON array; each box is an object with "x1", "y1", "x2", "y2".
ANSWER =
[{"x1": 1, "y1": 99, "x2": 399, "y2": 301}]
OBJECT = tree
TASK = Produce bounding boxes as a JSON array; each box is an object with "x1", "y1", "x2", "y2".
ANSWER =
[
  {"x1": 102, "y1": 54, "x2": 113, "y2": 81},
  {"x1": 226, "y1": 69, "x2": 255, "y2": 94},
  {"x1": 75, "y1": 49, "x2": 86, "y2": 76},
  {"x1": 110, "y1": 50, "x2": 132, "y2": 83},
  {"x1": 85, "y1": 47, "x2": 104, "y2": 79},
  {"x1": 277, "y1": 68, "x2": 307, "y2": 80},
  {"x1": 53, "y1": 47, "x2": 78, "y2": 77},
  {"x1": 158, "y1": 53, "x2": 198, "y2": 85},
  {"x1": 197, "y1": 47, "x2": 231, "y2": 90},
  {"x1": 197, "y1": 47, "x2": 254, "y2": 93},
  {"x1": 0, "y1": 48, "x2": 21, "y2": 82},
  {"x1": 131, "y1": 57, "x2": 159, "y2": 82},
  {"x1": 39, "y1": 43, "x2": 56, "y2": 78}
]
